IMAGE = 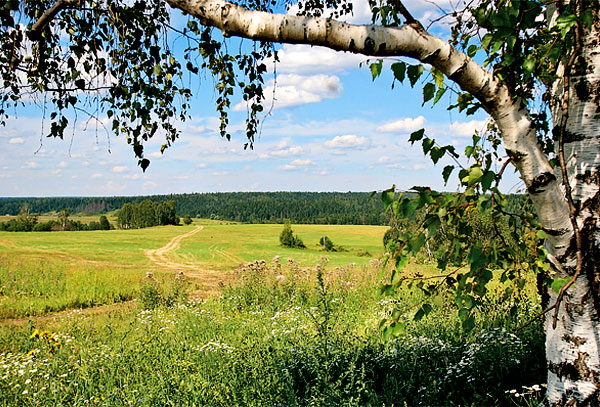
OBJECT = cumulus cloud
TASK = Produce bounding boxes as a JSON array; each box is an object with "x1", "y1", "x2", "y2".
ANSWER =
[
  {"x1": 233, "y1": 74, "x2": 343, "y2": 111},
  {"x1": 58, "y1": 161, "x2": 67, "y2": 168},
  {"x1": 212, "y1": 171, "x2": 229, "y2": 176},
  {"x1": 112, "y1": 166, "x2": 127, "y2": 173},
  {"x1": 22, "y1": 162, "x2": 39, "y2": 169},
  {"x1": 448, "y1": 119, "x2": 488, "y2": 138},
  {"x1": 265, "y1": 44, "x2": 366, "y2": 75},
  {"x1": 279, "y1": 158, "x2": 315, "y2": 170},
  {"x1": 8, "y1": 137, "x2": 24, "y2": 144},
  {"x1": 324, "y1": 134, "x2": 370, "y2": 150},
  {"x1": 259, "y1": 142, "x2": 305, "y2": 159},
  {"x1": 377, "y1": 116, "x2": 426, "y2": 133}
]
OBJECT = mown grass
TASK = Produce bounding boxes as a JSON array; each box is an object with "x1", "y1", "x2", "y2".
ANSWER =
[
  {"x1": 0, "y1": 257, "x2": 545, "y2": 406},
  {"x1": 178, "y1": 222, "x2": 387, "y2": 270}
]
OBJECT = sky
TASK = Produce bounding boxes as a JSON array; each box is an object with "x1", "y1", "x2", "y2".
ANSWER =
[{"x1": 0, "y1": 0, "x2": 522, "y2": 197}]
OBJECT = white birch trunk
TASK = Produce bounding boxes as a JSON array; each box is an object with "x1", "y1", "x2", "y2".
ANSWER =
[{"x1": 544, "y1": 7, "x2": 600, "y2": 403}]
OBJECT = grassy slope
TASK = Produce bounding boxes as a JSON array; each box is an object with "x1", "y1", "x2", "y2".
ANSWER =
[{"x1": 0, "y1": 222, "x2": 386, "y2": 319}]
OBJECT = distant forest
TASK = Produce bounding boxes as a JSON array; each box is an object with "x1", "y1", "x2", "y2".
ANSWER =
[{"x1": 0, "y1": 192, "x2": 390, "y2": 225}]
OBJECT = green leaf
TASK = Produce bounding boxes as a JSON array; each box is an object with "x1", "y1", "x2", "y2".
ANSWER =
[
  {"x1": 391, "y1": 322, "x2": 405, "y2": 336},
  {"x1": 463, "y1": 316, "x2": 475, "y2": 331},
  {"x1": 430, "y1": 147, "x2": 444, "y2": 164},
  {"x1": 407, "y1": 64, "x2": 424, "y2": 87},
  {"x1": 409, "y1": 129, "x2": 425, "y2": 144},
  {"x1": 481, "y1": 171, "x2": 495, "y2": 191},
  {"x1": 153, "y1": 64, "x2": 163, "y2": 76},
  {"x1": 422, "y1": 138, "x2": 434, "y2": 154},
  {"x1": 462, "y1": 166, "x2": 483, "y2": 186},
  {"x1": 536, "y1": 230, "x2": 548, "y2": 240},
  {"x1": 422, "y1": 83, "x2": 435, "y2": 105},
  {"x1": 391, "y1": 62, "x2": 406, "y2": 83},
  {"x1": 581, "y1": 9, "x2": 594, "y2": 28},
  {"x1": 442, "y1": 165, "x2": 454, "y2": 184},
  {"x1": 433, "y1": 87, "x2": 447, "y2": 105},
  {"x1": 381, "y1": 187, "x2": 395, "y2": 212},
  {"x1": 523, "y1": 58, "x2": 536, "y2": 73},
  {"x1": 414, "y1": 308, "x2": 425, "y2": 321},
  {"x1": 370, "y1": 60, "x2": 383, "y2": 80},
  {"x1": 551, "y1": 277, "x2": 570, "y2": 295}
]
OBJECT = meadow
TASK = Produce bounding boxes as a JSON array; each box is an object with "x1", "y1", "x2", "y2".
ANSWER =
[{"x1": 0, "y1": 220, "x2": 546, "y2": 406}]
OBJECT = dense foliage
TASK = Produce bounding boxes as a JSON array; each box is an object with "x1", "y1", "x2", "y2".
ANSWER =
[{"x1": 116, "y1": 200, "x2": 179, "y2": 229}]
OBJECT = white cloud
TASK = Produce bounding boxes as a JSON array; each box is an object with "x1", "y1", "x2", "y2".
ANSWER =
[
  {"x1": 91, "y1": 173, "x2": 103, "y2": 179},
  {"x1": 324, "y1": 134, "x2": 370, "y2": 150},
  {"x1": 377, "y1": 156, "x2": 392, "y2": 164},
  {"x1": 112, "y1": 166, "x2": 127, "y2": 173},
  {"x1": 377, "y1": 116, "x2": 426, "y2": 133},
  {"x1": 8, "y1": 137, "x2": 24, "y2": 144},
  {"x1": 448, "y1": 119, "x2": 488, "y2": 138},
  {"x1": 212, "y1": 171, "x2": 229, "y2": 176},
  {"x1": 22, "y1": 162, "x2": 39, "y2": 169},
  {"x1": 148, "y1": 151, "x2": 163, "y2": 159},
  {"x1": 260, "y1": 142, "x2": 305, "y2": 159},
  {"x1": 123, "y1": 174, "x2": 141, "y2": 180},
  {"x1": 266, "y1": 44, "x2": 366, "y2": 75},
  {"x1": 58, "y1": 161, "x2": 67, "y2": 168},
  {"x1": 233, "y1": 74, "x2": 343, "y2": 111},
  {"x1": 279, "y1": 158, "x2": 315, "y2": 170}
]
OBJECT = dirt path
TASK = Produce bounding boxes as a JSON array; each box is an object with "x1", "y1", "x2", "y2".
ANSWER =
[
  {"x1": 145, "y1": 225, "x2": 204, "y2": 270},
  {"x1": 2, "y1": 226, "x2": 234, "y2": 327},
  {"x1": 144, "y1": 225, "x2": 233, "y2": 300}
]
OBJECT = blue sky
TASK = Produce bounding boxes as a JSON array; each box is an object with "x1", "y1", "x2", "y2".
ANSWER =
[{"x1": 0, "y1": 0, "x2": 522, "y2": 197}]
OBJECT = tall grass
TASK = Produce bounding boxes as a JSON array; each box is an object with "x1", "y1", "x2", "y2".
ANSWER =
[
  {"x1": 0, "y1": 257, "x2": 545, "y2": 406},
  {"x1": 0, "y1": 257, "x2": 138, "y2": 319}
]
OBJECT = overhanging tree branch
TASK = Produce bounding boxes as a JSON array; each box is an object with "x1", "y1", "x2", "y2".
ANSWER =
[
  {"x1": 164, "y1": 0, "x2": 572, "y2": 248},
  {"x1": 29, "y1": 0, "x2": 80, "y2": 40}
]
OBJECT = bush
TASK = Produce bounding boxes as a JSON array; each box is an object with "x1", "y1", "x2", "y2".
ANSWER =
[
  {"x1": 319, "y1": 235, "x2": 336, "y2": 251},
  {"x1": 183, "y1": 214, "x2": 192, "y2": 225}
]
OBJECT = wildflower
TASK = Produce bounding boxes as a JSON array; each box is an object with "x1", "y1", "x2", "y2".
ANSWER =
[{"x1": 25, "y1": 379, "x2": 31, "y2": 385}]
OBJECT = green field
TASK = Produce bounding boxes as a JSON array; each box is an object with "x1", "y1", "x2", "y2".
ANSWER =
[
  {"x1": 0, "y1": 220, "x2": 546, "y2": 406},
  {"x1": 0, "y1": 221, "x2": 386, "y2": 319}
]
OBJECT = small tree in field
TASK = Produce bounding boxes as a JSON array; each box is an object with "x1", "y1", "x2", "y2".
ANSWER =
[
  {"x1": 99, "y1": 215, "x2": 111, "y2": 230},
  {"x1": 280, "y1": 222, "x2": 305, "y2": 249},
  {"x1": 183, "y1": 214, "x2": 192, "y2": 225}
]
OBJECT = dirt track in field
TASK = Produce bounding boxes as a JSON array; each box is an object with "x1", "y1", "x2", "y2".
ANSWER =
[
  {"x1": 2, "y1": 226, "x2": 234, "y2": 327},
  {"x1": 144, "y1": 225, "x2": 233, "y2": 299}
]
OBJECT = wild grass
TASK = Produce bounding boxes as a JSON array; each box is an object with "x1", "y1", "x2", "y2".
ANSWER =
[
  {"x1": 0, "y1": 257, "x2": 545, "y2": 406},
  {"x1": 0, "y1": 256, "x2": 139, "y2": 319}
]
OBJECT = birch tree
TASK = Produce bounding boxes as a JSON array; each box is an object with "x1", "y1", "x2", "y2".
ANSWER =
[{"x1": 2, "y1": 0, "x2": 599, "y2": 404}]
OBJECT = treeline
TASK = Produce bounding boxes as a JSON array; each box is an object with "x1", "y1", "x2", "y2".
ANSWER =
[
  {"x1": 0, "y1": 192, "x2": 389, "y2": 225},
  {"x1": 0, "y1": 206, "x2": 113, "y2": 232},
  {"x1": 117, "y1": 200, "x2": 179, "y2": 229},
  {"x1": 0, "y1": 192, "x2": 531, "y2": 226}
]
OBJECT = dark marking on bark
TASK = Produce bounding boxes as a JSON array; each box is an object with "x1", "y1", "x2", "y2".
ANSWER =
[
  {"x1": 448, "y1": 61, "x2": 468, "y2": 82},
  {"x1": 576, "y1": 170, "x2": 600, "y2": 186},
  {"x1": 527, "y1": 172, "x2": 557, "y2": 194},
  {"x1": 363, "y1": 37, "x2": 375, "y2": 53},
  {"x1": 576, "y1": 78, "x2": 591, "y2": 102},
  {"x1": 377, "y1": 42, "x2": 386, "y2": 54},
  {"x1": 553, "y1": 125, "x2": 586, "y2": 143},
  {"x1": 543, "y1": 227, "x2": 571, "y2": 237},
  {"x1": 548, "y1": 352, "x2": 597, "y2": 382},
  {"x1": 422, "y1": 49, "x2": 440, "y2": 65},
  {"x1": 348, "y1": 38, "x2": 355, "y2": 52},
  {"x1": 562, "y1": 334, "x2": 588, "y2": 347}
]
